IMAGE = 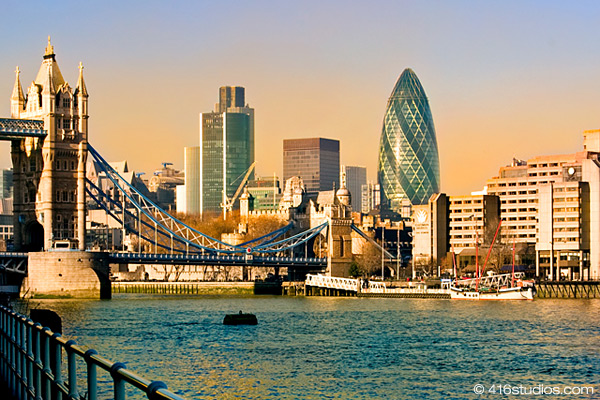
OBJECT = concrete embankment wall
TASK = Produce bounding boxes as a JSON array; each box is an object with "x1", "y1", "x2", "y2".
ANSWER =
[{"x1": 112, "y1": 281, "x2": 254, "y2": 295}]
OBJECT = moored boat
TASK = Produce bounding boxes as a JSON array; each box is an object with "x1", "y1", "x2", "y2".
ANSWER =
[
  {"x1": 450, "y1": 284, "x2": 534, "y2": 300},
  {"x1": 449, "y1": 220, "x2": 535, "y2": 300}
]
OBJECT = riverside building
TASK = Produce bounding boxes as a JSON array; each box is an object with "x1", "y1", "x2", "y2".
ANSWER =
[
  {"x1": 411, "y1": 130, "x2": 600, "y2": 281},
  {"x1": 485, "y1": 130, "x2": 600, "y2": 280}
]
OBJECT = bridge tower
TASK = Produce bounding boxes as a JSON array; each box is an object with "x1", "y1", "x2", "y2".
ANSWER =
[
  {"x1": 10, "y1": 38, "x2": 88, "y2": 251},
  {"x1": 326, "y1": 185, "x2": 353, "y2": 277}
]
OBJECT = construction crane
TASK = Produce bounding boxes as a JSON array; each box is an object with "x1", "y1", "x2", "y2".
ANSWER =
[
  {"x1": 161, "y1": 162, "x2": 173, "y2": 169},
  {"x1": 221, "y1": 162, "x2": 256, "y2": 220}
]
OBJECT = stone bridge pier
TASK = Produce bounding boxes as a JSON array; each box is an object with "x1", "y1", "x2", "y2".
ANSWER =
[{"x1": 22, "y1": 251, "x2": 111, "y2": 299}]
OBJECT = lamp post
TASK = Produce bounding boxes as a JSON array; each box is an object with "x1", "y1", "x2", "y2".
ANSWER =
[
  {"x1": 381, "y1": 225, "x2": 385, "y2": 280},
  {"x1": 396, "y1": 227, "x2": 400, "y2": 279},
  {"x1": 407, "y1": 231, "x2": 415, "y2": 280},
  {"x1": 549, "y1": 240, "x2": 554, "y2": 281}
]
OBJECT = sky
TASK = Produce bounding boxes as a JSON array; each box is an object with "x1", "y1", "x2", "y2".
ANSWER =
[{"x1": 0, "y1": 1, "x2": 599, "y2": 195}]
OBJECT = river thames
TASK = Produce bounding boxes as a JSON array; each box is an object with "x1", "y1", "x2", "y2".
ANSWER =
[{"x1": 26, "y1": 295, "x2": 600, "y2": 399}]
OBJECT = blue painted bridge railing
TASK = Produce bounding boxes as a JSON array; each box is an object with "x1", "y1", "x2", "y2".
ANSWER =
[{"x1": 0, "y1": 305, "x2": 185, "y2": 400}]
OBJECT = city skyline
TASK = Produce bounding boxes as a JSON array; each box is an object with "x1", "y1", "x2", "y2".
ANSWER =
[{"x1": 0, "y1": 2, "x2": 599, "y2": 196}]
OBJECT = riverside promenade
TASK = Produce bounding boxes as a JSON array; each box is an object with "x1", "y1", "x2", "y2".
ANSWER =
[
  {"x1": 110, "y1": 278, "x2": 600, "y2": 299},
  {"x1": 110, "y1": 279, "x2": 452, "y2": 298}
]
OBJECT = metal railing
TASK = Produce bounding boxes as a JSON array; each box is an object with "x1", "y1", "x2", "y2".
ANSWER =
[
  {"x1": 0, "y1": 305, "x2": 186, "y2": 400},
  {"x1": 454, "y1": 272, "x2": 526, "y2": 289},
  {"x1": 305, "y1": 274, "x2": 359, "y2": 292}
]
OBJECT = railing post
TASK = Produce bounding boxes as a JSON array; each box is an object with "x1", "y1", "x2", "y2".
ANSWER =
[
  {"x1": 52, "y1": 333, "x2": 64, "y2": 400},
  {"x1": 14, "y1": 316, "x2": 22, "y2": 400},
  {"x1": 19, "y1": 316, "x2": 28, "y2": 400},
  {"x1": 8, "y1": 312, "x2": 16, "y2": 397},
  {"x1": 26, "y1": 320, "x2": 34, "y2": 399},
  {"x1": 0, "y1": 310, "x2": 5, "y2": 383},
  {"x1": 33, "y1": 323, "x2": 43, "y2": 400},
  {"x1": 85, "y1": 349, "x2": 99, "y2": 400},
  {"x1": 147, "y1": 380, "x2": 168, "y2": 400},
  {"x1": 42, "y1": 328, "x2": 52, "y2": 400},
  {"x1": 110, "y1": 362, "x2": 127, "y2": 400},
  {"x1": 65, "y1": 340, "x2": 79, "y2": 399}
]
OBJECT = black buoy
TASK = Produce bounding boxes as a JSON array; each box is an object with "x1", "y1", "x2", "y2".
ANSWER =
[
  {"x1": 30, "y1": 309, "x2": 62, "y2": 333},
  {"x1": 223, "y1": 310, "x2": 257, "y2": 325}
]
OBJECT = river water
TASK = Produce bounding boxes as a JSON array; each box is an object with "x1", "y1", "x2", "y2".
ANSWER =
[{"x1": 27, "y1": 295, "x2": 600, "y2": 399}]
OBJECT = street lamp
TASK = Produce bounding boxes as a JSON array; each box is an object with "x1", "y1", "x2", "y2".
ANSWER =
[
  {"x1": 396, "y1": 227, "x2": 400, "y2": 279},
  {"x1": 381, "y1": 225, "x2": 385, "y2": 280},
  {"x1": 407, "y1": 231, "x2": 415, "y2": 280}
]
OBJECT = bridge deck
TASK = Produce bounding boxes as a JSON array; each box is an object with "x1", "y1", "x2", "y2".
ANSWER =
[
  {"x1": 0, "y1": 118, "x2": 46, "y2": 140},
  {"x1": 109, "y1": 252, "x2": 327, "y2": 268}
]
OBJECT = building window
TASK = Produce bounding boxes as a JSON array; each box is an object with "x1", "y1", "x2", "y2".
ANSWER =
[
  {"x1": 62, "y1": 119, "x2": 70, "y2": 129},
  {"x1": 63, "y1": 98, "x2": 70, "y2": 108}
]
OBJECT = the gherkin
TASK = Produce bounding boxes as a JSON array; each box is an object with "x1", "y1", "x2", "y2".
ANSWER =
[{"x1": 378, "y1": 68, "x2": 440, "y2": 210}]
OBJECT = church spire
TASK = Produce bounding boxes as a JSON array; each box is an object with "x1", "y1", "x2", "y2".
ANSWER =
[
  {"x1": 76, "y1": 62, "x2": 88, "y2": 97},
  {"x1": 11, "y1": 66, "x2": 24, "y2": 102}
]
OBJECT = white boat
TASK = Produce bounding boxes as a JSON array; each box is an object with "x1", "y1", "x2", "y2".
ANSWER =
[
  {"x1": 450, "y1": 284, "x2": 534, "y2": 300},
  {"x1": 449, "y1": 220, "x2": 535, "y2": 300}
]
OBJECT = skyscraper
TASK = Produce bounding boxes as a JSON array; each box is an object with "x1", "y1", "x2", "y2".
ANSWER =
[
  {"x1": 378, "y1": 68, "x2": 440, "y2": 210},
  {"x1": 283, "y1": 138, "x2": 339, "y2": 192},
  {"x1": 177, "y1": 146, "x2": 200, "y2": 214},
  {"x1": 200, "y1": 86, "x2": 254, "y2": 215},
  {"x1": 0, "y1": 169, "x2": 13, "y2": 199},
  {"x1": 340, "y1": 165, "x2": 366, "y2": 209},
  {"x1": 361, "y1": 181, "x2": 380, "y2": 214}
]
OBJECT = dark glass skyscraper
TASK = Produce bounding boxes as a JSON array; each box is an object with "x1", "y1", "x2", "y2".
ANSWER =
[
  {"x1": 283, "y1": 138, "x2": 340, "y2": 193},
  {"x1": 378, "y1": 68, "x2": 440, "y2": 210}
]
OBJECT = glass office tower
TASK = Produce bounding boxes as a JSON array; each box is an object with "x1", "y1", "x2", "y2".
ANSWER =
[
  {"x1": 378, "y1": 68, "x2": 440, "y2": 210},
  {"x1": 200, "y1": 87, "x2": 254, "y2": 215}
]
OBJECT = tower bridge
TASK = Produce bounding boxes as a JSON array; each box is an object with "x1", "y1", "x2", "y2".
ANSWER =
[{"x1": 0, "y1": 40, "x2": 356, "y2": 299}]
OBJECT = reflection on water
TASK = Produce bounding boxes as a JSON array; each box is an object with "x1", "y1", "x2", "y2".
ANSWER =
[{"x1": 27, "y1": 296, "x2": 600, "y2": 399}]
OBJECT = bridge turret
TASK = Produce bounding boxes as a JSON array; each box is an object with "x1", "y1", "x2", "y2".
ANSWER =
[
  {"x1": 10, "y1": 67, "x2": 25, "y2": 118},
  {"x1": 75, "y1": 62, "x2": 89, "y2": 137}
]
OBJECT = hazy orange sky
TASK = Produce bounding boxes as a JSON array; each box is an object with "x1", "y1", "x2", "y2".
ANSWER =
[{"x1": 1, "y1": 1, "x2": 599, "y2": 195}]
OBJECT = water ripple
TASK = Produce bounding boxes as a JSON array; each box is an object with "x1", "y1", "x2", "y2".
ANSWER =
[{"x1": 30, "y1": 296, "x2": 600, "y2": 400}]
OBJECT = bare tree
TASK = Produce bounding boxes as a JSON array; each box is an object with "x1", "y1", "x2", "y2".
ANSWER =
[
  {"x1": 246, "y1": 215, "x2": 287, "y2": 242},
  {"x1": 355, "y1": 241, "x2": 381, "y2": 277}
]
